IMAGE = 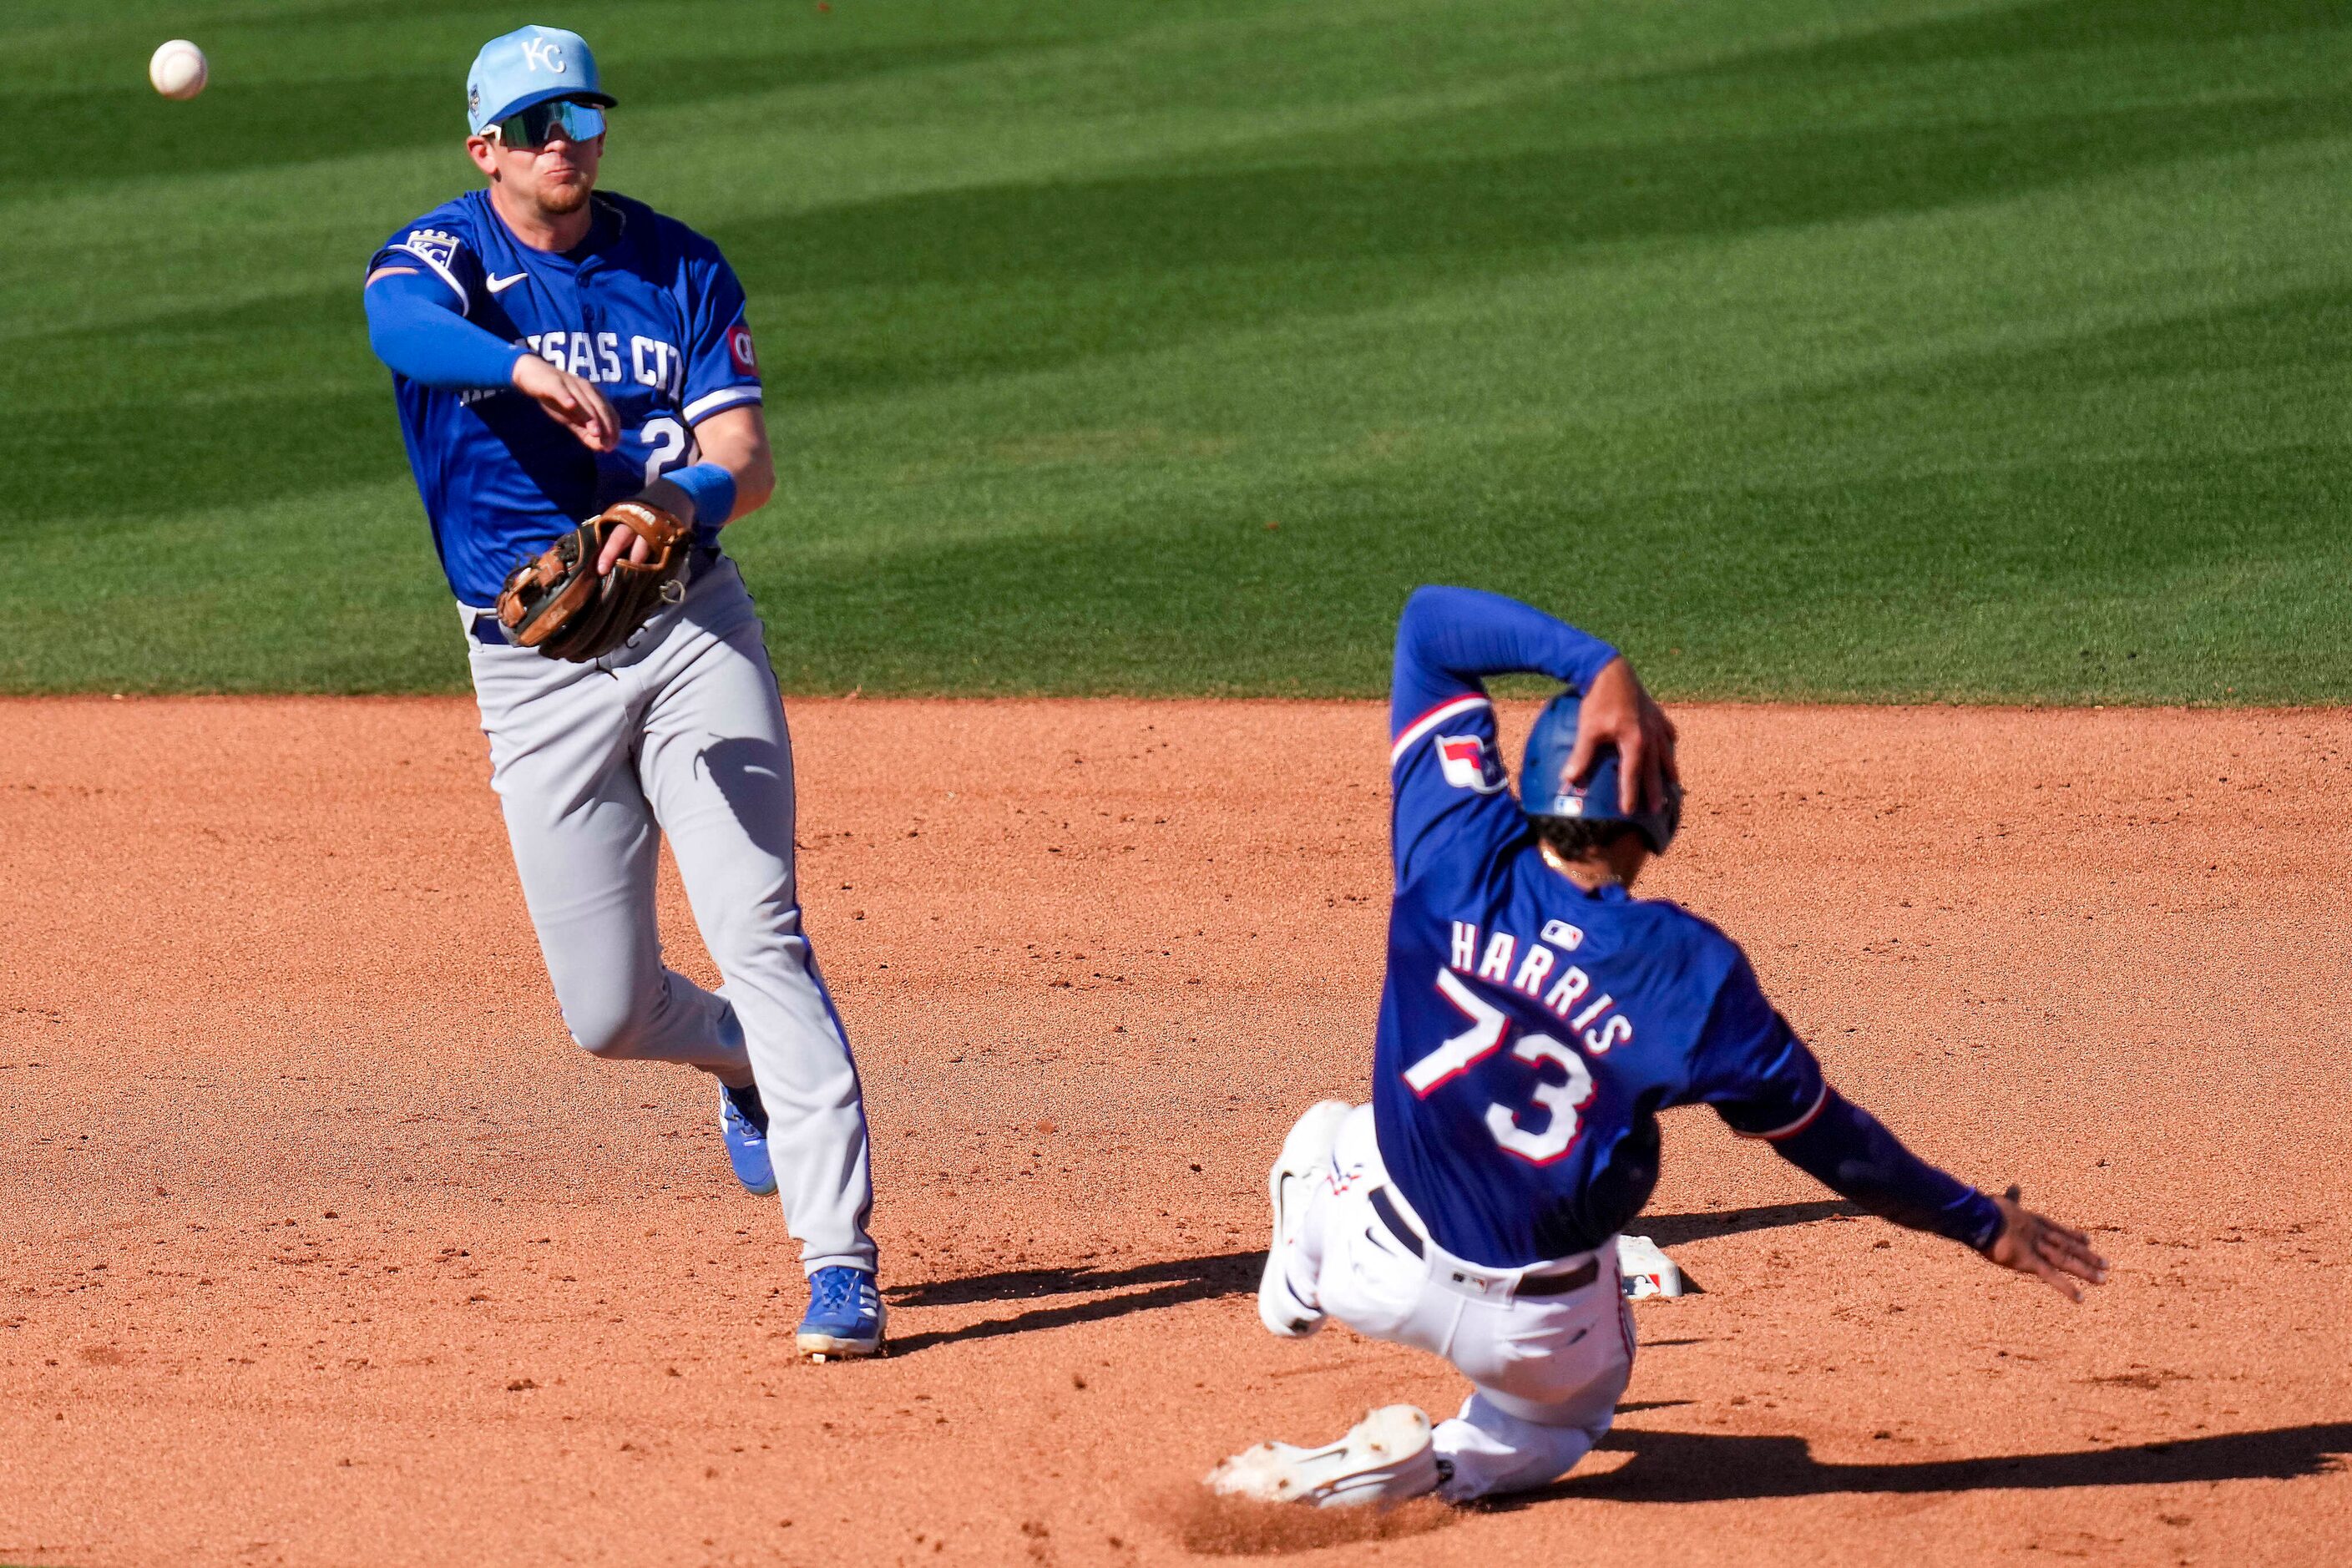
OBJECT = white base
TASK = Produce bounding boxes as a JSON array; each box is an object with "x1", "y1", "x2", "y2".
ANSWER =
[{"x1": 1617, "y1": 1234, "x2": 1685, "y2": 1298}]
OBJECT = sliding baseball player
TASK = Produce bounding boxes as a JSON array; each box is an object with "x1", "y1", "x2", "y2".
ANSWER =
[{"x1": 1213, "y1": 585, "x2": 2106, "y2": 1505}]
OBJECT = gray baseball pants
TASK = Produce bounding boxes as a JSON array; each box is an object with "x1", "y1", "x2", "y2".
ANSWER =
[{"x1": 464, "y1": 554, "x2": 875, "y2": 1275}]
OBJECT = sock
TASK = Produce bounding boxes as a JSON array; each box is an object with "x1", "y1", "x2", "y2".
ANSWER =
[{"x1": 723, "y1": 1079, "x2": 768, "y2": 1134}]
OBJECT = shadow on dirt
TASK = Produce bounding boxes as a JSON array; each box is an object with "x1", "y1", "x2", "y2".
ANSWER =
[
  {"x1": 889, "y1": 1249, "x2": 1259, "y2": 1309},
  {"x1": 885, "y1": 1250, "x2": 1258, "y2": 1356},
  {"x1": 1490, "y1": 1423, "x2": 2352, "y2": 1506},
  {"x1": 882, "y1": 1198, "x2": 1877, "y2": 1356},
  {"x1": 1639, "y1": 1199, "x2": 1864, "y2": 1247}
]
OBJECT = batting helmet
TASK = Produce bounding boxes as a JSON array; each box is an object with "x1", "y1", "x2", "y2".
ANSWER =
[{"x1": 1520, "y1": 692, "x2": 1683, "y2": 853}]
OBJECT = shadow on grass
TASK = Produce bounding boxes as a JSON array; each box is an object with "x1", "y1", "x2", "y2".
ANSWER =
[
  {"x1": 1670, "y1": 0, "x2": 2349, "y2": 80},
  {"x1": 31, "y1": 78, "x2": 2352, "y2": 534},
  {"x1": 724, "y1": 89, "x2": 2352, "y2": 404},
  {"x1": 0, "y1": 41, "x2": 1015, "y2": 195}
]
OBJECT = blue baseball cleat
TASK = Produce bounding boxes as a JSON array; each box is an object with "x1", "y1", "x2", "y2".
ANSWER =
[
  {"x1": 797, "y1": 1266, "x2": 886, "y2": 1360},
  {"x1": 720, "y1": 1080, "x2": 776, "y2": 1197}
]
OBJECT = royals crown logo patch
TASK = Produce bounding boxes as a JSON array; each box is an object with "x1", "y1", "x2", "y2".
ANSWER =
[{"x1": 397, "y1": 228, "x2": 463, "y2": 273}]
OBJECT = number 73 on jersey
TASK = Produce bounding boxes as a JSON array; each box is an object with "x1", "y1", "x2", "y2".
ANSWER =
[{"x1": 1403, "y1": 969, "x2": 1596, "y2": 1165}]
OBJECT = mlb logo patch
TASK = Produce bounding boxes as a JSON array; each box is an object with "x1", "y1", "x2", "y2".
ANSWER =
[
  {"x1": 1535, "y1": 777, "x2": 1589, "y2": 817},
  {"x1": 1435, "y1": 733, "x2": 1505, "y2": 793},
  {"x1": 727, "y1": 324, "x2": 758, "y2": 375}
]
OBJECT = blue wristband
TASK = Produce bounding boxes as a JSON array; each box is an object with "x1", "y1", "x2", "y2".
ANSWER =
[{"x1": 662, "y1": 463, "x2": 736, "y2": 546}]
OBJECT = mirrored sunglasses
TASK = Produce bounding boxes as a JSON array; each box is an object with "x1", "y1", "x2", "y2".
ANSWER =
[{"x1": 493, "y1": 99, "x2": 606, "y2": 149}]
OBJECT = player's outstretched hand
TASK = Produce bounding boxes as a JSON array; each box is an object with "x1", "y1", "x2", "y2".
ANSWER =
[
  {"x1": 1986, "y1": 1186, "x2": 2109, "y2": 1302},
  {"x1": 1567, "y1": 656, "x2": 1679, "y2": 815},
  {"x1": 511, "y1": 355, "x2": 619, "y2": 453}
]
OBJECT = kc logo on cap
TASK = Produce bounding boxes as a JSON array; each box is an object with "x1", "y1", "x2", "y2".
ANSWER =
[{"x1": 467, "y1": 26, "x2": 612, "y2": 133}]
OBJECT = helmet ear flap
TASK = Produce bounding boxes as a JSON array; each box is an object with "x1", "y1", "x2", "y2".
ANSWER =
[{"x1": 1637, "y1": 779, "x2": 1685, "y2": 855}]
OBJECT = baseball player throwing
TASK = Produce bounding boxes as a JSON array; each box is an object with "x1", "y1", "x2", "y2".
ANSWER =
[
  {"x1": 1211, "y1": 585, "x2": 2107, "y2": 1505},
  {"x1": 361, "y1": 27, "x2": 883, "y2": 1357}
]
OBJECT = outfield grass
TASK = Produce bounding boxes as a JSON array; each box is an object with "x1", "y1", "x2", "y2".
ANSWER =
[{"x1": 4, "y1": 0, "x2": 2349, "y2": 700}]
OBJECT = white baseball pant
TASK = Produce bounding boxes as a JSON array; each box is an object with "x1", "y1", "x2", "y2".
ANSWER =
[
  {"x1": 1277, "y1": 1104, "x2": 1633, "y2": 1500},
  {"x1": 465, "y1": 554, "x2": 875, "y2": 1274}
]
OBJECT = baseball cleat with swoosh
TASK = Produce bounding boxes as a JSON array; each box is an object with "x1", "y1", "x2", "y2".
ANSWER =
[
  {"x1": 1207, "y1": 1405, "x2": 1444, "y2": 1509},
  {"x1": 1258, "y1": 1099, "x2": 1351, "y2": 1338}
]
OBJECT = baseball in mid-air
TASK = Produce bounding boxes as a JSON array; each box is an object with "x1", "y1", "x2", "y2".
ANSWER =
[{"x1": 149, "y1": 39, "x2": 209, "y2": 101}]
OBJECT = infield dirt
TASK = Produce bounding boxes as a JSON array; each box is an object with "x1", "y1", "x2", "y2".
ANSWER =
[{"x1": 2, "y1": 697, "x2": 2345, "y2": 1566}]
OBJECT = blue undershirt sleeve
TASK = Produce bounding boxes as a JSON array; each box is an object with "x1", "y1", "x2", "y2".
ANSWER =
[
  {"x1": 364, "y1": 268, "x2": 527, "y2": 392},
  {"x1": 1389, "y1": 585, "x2": 1621, "y2": 737},
  {"x1": 1768, "y1": 1089, "x2": 2005, "y2": 1252},
  {"x1": 1387, "y1": 585, "x2": 1624, "y2": 885}
]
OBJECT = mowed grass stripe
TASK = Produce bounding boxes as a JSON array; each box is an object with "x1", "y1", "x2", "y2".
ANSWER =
[{"x1": 2, "y1": 0, "x2": 2347, "y2": 699}]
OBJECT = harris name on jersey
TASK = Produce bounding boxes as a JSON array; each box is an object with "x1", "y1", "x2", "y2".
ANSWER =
[{"x1": 1439, "y1": 917, "x2": 1632, "y2": 1060}]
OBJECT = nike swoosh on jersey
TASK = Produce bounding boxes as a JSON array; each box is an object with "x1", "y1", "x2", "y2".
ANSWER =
[{"x1": 486, "y1": 271, "x2": 526, "y2": 294}]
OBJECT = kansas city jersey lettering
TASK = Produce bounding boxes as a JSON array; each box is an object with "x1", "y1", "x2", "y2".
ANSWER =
[
  {"x1": 519, "y1": 331, "x2": 686, "y2": 394},
  {"x1": 367, "y1": 188, "x2": 763, "y2": 607}
]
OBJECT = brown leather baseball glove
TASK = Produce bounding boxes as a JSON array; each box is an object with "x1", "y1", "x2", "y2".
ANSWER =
[{"x1": 494, "y1": 499, "x2": 692, "y2": 662}]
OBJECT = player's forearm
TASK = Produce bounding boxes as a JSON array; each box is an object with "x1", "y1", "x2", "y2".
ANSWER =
[
  {"x1": 650, "y1": 406, "x2": 774, "y2": 530},
  {"x1": 701, "y1": 443, "x2": 774, "y2": 522},
  {"x1": 1770, "y1": 1088, "x2": 2003, "y2": 1251},
  {"x1": 1392, "y1": 585, "x2": 1620, "y2": 729},
  {"x1": 363, "y1": 271, "x2": 525, "y2": 390},
  {"x1": 715, "y1": 425, "x2": 781, "y2": 517}
]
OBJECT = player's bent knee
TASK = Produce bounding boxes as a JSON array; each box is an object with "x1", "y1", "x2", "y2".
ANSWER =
[
  {"x1": 561, "y1": 994, "x2": 659, "y2": 1060},
  {"x1": 1473, "y1": 1368, "x2": 1628, "y2": 1435}
]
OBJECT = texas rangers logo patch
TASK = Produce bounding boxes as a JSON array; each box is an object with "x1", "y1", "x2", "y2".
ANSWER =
[
  {"x1": 727, "y1": 324, "x2": 758, "y2": 374},
  {"x1": 1435, "y1": 733, "x2": 1507, "y2": 793}
]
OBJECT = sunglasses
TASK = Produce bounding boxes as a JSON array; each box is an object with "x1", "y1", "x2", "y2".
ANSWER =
[{"x1": 489, "y1": 98, "x2": 606, "y2": 149}]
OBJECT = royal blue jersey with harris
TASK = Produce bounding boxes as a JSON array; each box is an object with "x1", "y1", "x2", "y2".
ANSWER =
[
  {"x1": 367, "y1": 189, "x2": 762, "y2": 607},
  {"x1": 1371, "y1": 588, "x2": 1830, "y2": 1269}
]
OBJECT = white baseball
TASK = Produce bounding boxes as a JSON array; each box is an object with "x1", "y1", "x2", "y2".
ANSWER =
[{"x1": 149, "y1": 40, "x2": 209, "y2": 101}]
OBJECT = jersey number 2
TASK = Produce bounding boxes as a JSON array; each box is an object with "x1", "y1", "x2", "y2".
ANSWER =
[
  {"x1": 1402, "y1": 968, "x2": 1594, "y2": 1165},
  {"x1": 640, "y1": 416, "x2": 690, "y2": 486}
]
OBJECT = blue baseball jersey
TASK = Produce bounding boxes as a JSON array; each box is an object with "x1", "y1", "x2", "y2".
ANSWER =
[
  {"x1": 367, "y1": 189, "x2": 762, "y2": 606},
  {"x1": 1371, "y1": 589, "x2": 1828, "y2": 1268}
]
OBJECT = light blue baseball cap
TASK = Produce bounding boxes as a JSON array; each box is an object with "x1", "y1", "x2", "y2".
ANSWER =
[{"x1": 466, "y1": 25, "x2": 615, "y2": 134}]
